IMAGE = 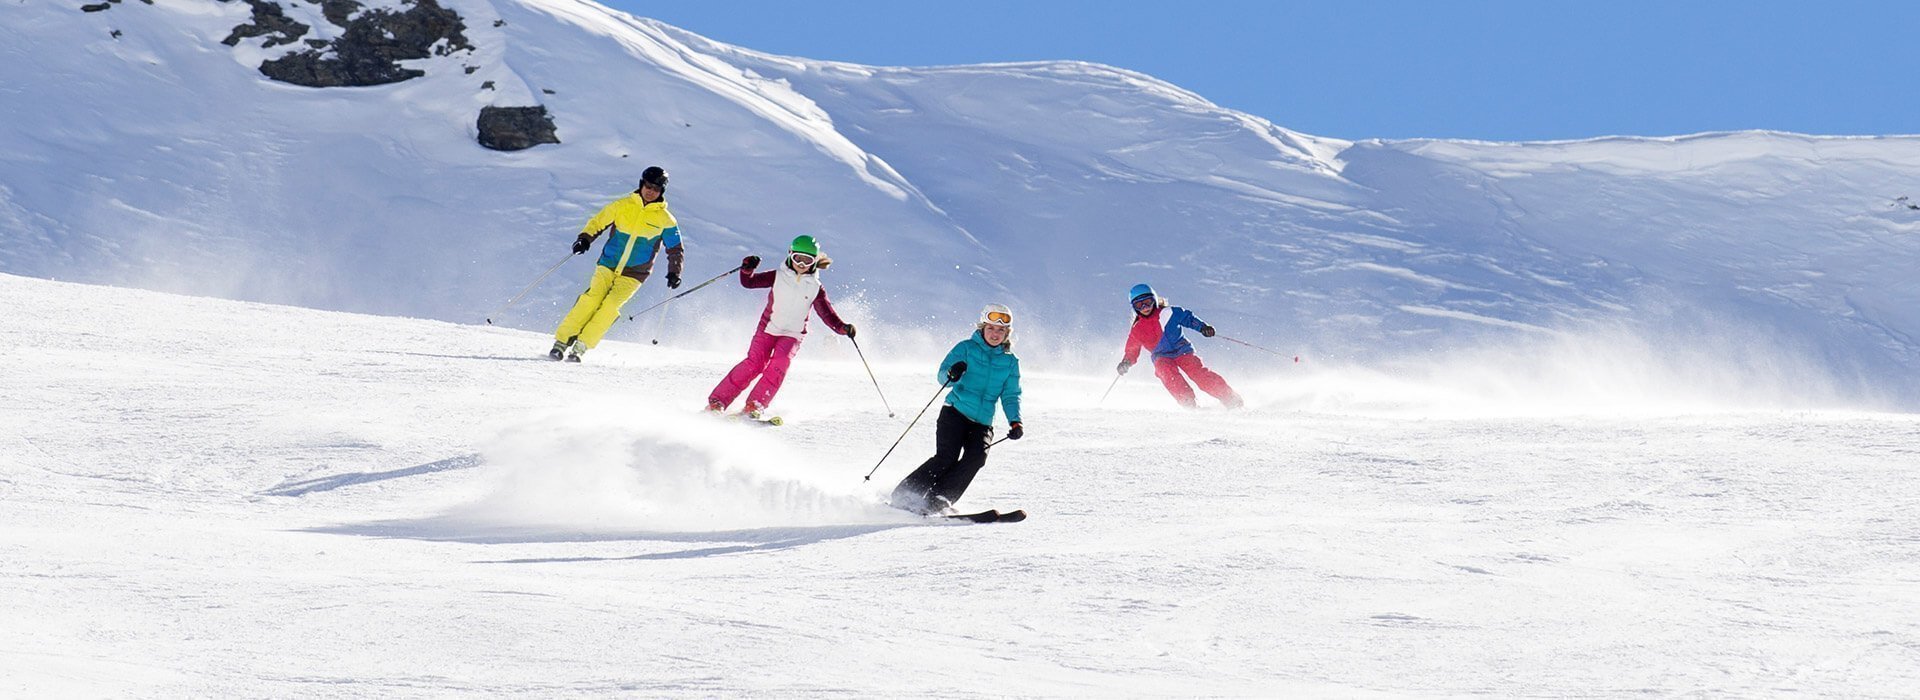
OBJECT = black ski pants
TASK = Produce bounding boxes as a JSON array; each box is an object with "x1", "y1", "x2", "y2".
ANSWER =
[{"x1": 889, "y1": 405, "x2": 993, "y2": 513}]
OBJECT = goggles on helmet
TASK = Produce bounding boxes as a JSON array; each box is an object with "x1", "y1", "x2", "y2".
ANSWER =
[
  {"x1": 983, "y1": 311, "x2": 1012, "y2": 327},
  {"x1": 1132, "y1": 295, "x2": 1156, "y2": 311},
  {"x1": 789, "y1": 252, "x2": 816, "y2": 267}
]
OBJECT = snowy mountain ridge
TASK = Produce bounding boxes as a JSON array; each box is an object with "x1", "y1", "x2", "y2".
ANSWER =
[{"x1": 3, "y1": 0, "x2": 1919, "y2": 405}]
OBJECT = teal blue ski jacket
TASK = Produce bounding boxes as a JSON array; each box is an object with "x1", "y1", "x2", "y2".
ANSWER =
[{"x1": 937, "y1": 330, "x2": 1022, "y2": 426}]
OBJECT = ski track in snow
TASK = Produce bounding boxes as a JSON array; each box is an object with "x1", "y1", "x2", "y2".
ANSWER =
[{"x1": 4, "y1": 273, "x2": 1919, "y2": 695}]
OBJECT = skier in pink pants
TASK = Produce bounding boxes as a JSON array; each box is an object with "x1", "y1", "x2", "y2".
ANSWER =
[
  {"x1": 1117, "y1": 283, "x2": 1244, "y2": 408},
  {"x1": 706, "y1": 235, "x2": 853, "y2": 419}
]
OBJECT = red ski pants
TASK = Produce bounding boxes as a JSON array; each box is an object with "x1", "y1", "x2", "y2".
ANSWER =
[
  {"x1": 1154, "y1": 353, "x2": 1241, "y2": 408},
  {"x1": 708, "y1": 330, "x2": 801, "y2": 411}
]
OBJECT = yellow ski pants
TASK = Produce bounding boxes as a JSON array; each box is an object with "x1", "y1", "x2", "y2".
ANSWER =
[{"x1": 554, "y1": 266, "x2": 642, "y2": 349}]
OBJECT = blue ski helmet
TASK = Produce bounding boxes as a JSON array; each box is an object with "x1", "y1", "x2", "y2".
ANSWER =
[{"x1": 1129, "y1": 283, "x2": 1156, "y2": 304}]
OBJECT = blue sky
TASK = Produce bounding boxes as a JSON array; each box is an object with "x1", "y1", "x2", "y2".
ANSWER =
[{"x1": 602, "y1": 0, "x2": 1917, "y2": 142}]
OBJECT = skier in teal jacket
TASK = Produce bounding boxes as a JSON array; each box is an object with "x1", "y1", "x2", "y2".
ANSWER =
[{"x1": 889, "y1": 303, "x2": 1024, "y2": 514}]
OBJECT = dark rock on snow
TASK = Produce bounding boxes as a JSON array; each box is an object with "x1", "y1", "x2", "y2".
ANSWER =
[
  {"x1": 217, "y1": 1, "x2": 554, "y2": 151},
  {"x1": 221, "y1": 0, "x2": 309, "y2": 48},
  {"x1": 477, "y1": 106, "x2": 560, "y2": 152},
  {"x1": 252, "y1": 0, "x2": 472, "y2": 87}
]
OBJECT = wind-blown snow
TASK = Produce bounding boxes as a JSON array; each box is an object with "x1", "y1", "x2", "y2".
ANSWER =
[
  {"x1": 3, "y1": 0, "x2": 1918, "y2": 404},
  {"x1": 5, "y1": 273, "x2": 1920, "y2": 695}
]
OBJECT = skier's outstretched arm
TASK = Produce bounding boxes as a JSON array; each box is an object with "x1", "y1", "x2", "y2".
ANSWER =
[
  {"x1": 1118, "y1": 321, "x2": 1148, "y2": 373},
  {"x1": 1000, "y1": 361, "x2": 1023, "y2": 426},
  {"x1": 1173, "y1": 307, "x2": 1204, "y2": 331},
  {"x1": 1175, "y1": 307, "x2": 1217, "y2": 337},
  {"x1": 936, "y1": 342, "x2": 967, "y2": 385},
  {"x1": 739, "y1": 265, "x2": 775, "y2": 289},
  {"x1": 661, "y1": 226, "x2": 685, "y2": 286},
  {"x1": 811, "y1": 287, "x2": 851, "y2": 335},
  {"x1": 579, "y1": 203, "x2": 617, "y2": 239}
]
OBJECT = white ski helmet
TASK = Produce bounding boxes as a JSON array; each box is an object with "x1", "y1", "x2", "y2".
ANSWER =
[{"x1": 979, "y1": 303, "x2": 1013, "y2": 328}]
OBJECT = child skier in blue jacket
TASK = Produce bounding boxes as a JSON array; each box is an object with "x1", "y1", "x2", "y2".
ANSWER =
[
  {"x1": 1118, "y1": 283, "x2": 1243, "y2": 408},
  {"x1": 889, "y1": 303, "x2": 1024, "y2": 514}
]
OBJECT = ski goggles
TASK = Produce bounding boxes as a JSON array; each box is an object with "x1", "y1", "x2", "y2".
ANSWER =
[
  {"x1": 983, "y1": 311, "x2": 1013, "y2": 327},
  {"x1": 788, "y1": 252, "x2": 816, "y2": 267},
  {"x1": 1131, "y1": 295, "x2": 1156, "y2": 311}
]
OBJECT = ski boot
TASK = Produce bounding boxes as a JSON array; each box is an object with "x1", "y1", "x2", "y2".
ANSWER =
[
  {"x1": 548, "y1": 340, "x2": 568, "y2": 361},
  {"x1": 742, "y1": 404, "x2": 782, "y2": 426},
  {"x1": 923, "y1": 494, "x2": 956, "y2": 516},
  {"x1": 743, "y1": 403, "x2": 765, "y2": 421},
  {"x1": 564, "y1": 338, "x2": 587, "y2": 363}
]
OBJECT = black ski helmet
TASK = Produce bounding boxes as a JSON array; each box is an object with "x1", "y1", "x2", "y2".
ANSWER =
[{"x1": 638, "y1": 166, "x2": 669, "y2": 192}]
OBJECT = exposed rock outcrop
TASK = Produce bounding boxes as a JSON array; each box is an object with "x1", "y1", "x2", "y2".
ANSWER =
[
  {"x1": 318, "y1": 0, "x2": 361, "y2": 26},
  {"x1": 215, "y1": 1, "x2": 550, "y2": 152},
  {"x1": 221, "y1": 0, "x2": 308, "y2": 48},
  {"x1": 477, "y1": 106, "x2": 560, "y2": 152},
  {"x1": 80, "y1": 0, "x2": 152, "y2": 12},
  {"x1": 247, "y1": 0, "x2": 472, "y2": 87}
]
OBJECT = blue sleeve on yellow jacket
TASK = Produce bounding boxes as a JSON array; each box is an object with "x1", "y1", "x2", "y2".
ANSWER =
[{"x1": 662, "y1": 225, "x2": 681, "y2": 249}]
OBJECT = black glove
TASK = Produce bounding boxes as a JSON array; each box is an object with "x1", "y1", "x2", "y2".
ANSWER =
[
  {"x1": 571, "y1": 233, "x2": 593, "y2": 255},
  {"x1": 946, "y1": 361, "x2": 968, "y2": 383},
  {"x1": 742, "y1": 255, "x2": 760, "y2": 271},
  {"x1": 1117, "y1": 360, "x2": 1132, "y2": 375},
  {"x1": 843, "y1": 323, "x2": 856, "y2": 339},
  {"x1": 1007, "y1": 422, "x2": 1023, "y2": 440},
  {"x1": 1200, "y1": 325, "x2": 1216, "y2": 338},
  {"x1": 667, "y1": 272, "x2": 682, "y2": 289}
]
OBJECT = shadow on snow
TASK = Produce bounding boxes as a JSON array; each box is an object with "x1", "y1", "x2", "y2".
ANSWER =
[
  {"x1": 367, "y1": 350, "x2": 554, "y2": 363},
  {"x1": 302, "y1": 518, "x2": 915, "y2": 562},
  {"x1": 260, "y1": 454, "x2": 483, "y2": 497}
]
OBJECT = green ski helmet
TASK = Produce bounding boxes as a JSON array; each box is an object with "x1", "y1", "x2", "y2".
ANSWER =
[{"x1": 789, "y1": 235, "x2": 820, "y2": 257}]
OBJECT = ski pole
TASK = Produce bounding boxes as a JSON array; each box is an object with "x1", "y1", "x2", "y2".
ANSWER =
[
  {"x1": 863, "y1": 379, "x2": 950, "y2": 481},
  {"x1": 484, "y1": 251, "x2": 575, "y2": 324},
  {"x1": 651, "y1": 298, "x2": 671, "y2": 345},
  {"x1": 1096, "y1": 372, "x2": 1123, "y2": 406},
  {"x1": 984, "y1": 436, "x2": 1010, "y2": 450},
  {"x1": 1218, "y1": 334, "x2": 1298, "y2": 362},
  {"x1": 1096, "y1": 313, "x2": 1135, "y2": 405},
  {"x1": 848, "y1": 336, "x2": 895, "y2": 417},
  {"x1": 626, "y1": 265, "x2": 743, "y2": 320}
]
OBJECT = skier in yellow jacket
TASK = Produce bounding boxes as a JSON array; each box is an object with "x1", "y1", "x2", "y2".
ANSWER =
[{"x1": 549, "y1": 167, "x2": 685, "y2": 362}]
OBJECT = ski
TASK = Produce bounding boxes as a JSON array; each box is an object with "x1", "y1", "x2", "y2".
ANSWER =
[
  {"x1": 886, "y1": 502, "x2": 1023, "y2": 523},
  {"x1": 738, "y1": 413, "x2": 783, "y2": 426},
  {"x1": 698, "y1": 410, "x2": 783, "y2": 426},
  {"x1": 943, "y1": 509, "x2": 1024, "y2": 524}
]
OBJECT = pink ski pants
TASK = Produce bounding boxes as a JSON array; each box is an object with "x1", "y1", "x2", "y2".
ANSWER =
[
  {"x1": 708, "y1": 330, "x2": 802, "y2": 411},
  {"x1": 1154, "y1": 353, "x2": 1242, "y2": 408}
]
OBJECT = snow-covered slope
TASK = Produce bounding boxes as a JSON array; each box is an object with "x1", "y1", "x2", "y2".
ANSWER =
[
  {"x1": 7, "y1": 271, "x2": 1920, "y2": 695},
  {"x1": 4, "y1": 0, "x2": 1920, "y2": 405}
]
